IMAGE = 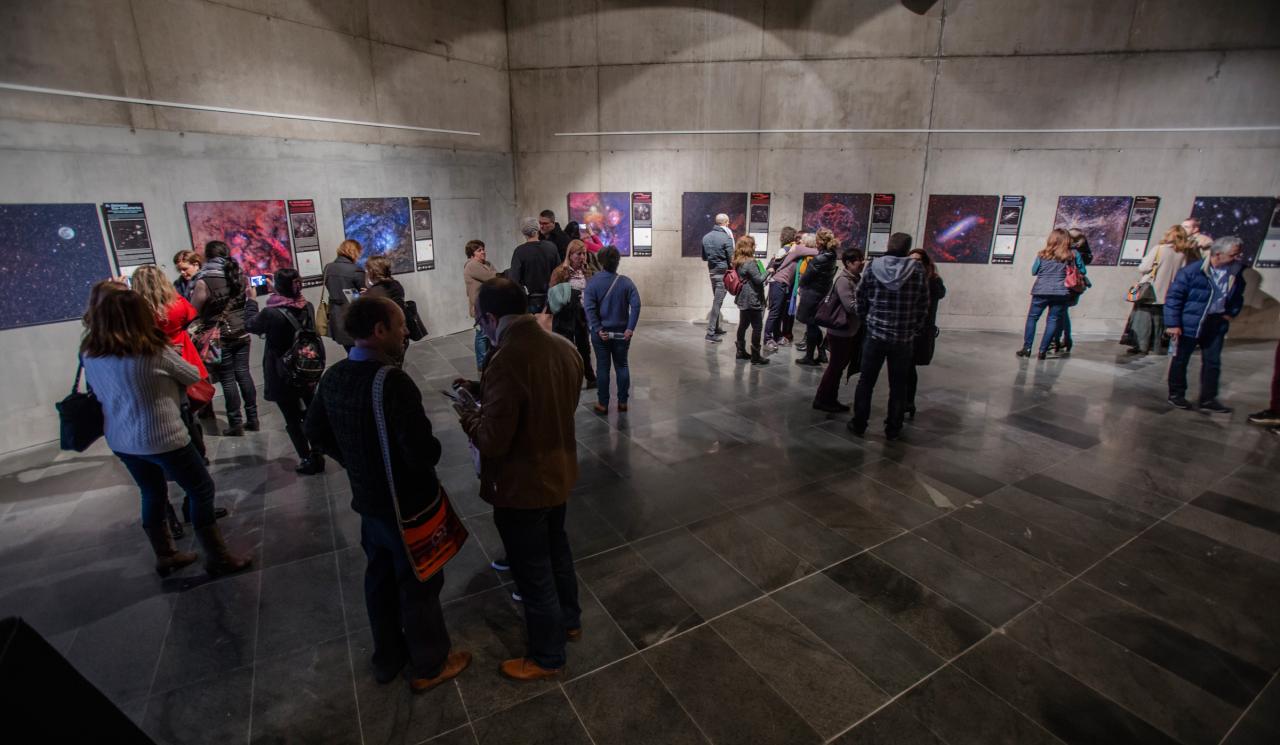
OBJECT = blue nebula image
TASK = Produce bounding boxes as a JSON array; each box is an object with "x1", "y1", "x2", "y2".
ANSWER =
[
  {"x1": 340, "y1": 197, "x2": 414, "y2": 274},
  {"x1": 1190, "y1": 196, "x2": 1277, "y2": 266},
  {"x1": 0, "y1": 203, "x2": 113, "y2": 330}
]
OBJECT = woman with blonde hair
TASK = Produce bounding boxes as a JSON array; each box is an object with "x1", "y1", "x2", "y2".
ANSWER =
[
  {"x1": 732, "y1": 235, "x2": 769, "y2": 365},
  {"x1": 323, "y1": 239, "x2": 367, "y2": 354},
  {"x1": 1126, "y1": 224, "x2": 1198, "y2": 355},
  {"x1": 1019, "y1": 228, "x2": 1086, "y2": 359},
  {"x1": 548, "y1": 239, "x2": 598, "y2": 386}
]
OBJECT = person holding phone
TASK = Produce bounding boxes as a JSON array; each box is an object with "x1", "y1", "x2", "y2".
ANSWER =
[
  {"x1": 190, "y1": 240, "x2": 258, "y2": 435},
  {"x1": 583, "y1": 246, "x2": 641, "y2": 415}
]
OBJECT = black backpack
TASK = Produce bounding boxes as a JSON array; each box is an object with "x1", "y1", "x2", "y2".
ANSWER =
[{"x1": 278, "y1": 308, "x2": 326, "y2": 390}]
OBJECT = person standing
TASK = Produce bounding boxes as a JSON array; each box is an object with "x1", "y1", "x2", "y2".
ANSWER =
[
  {"x1": 305, "y1": 297, "x2": 470, "y2": 692},
  {"x1": 795, "y1": 229, "x2": 840, "y2": 366},
  {"x1": 730, "y1": 236, "x2": 769, "y2": 366},
  {"x1": 1050, "y1": 229, "x2": 1092, "y2": 355},
  {"x1": 455, "y1": 279, "x2": 584, "y2": 681},
  {"x1": 190, "y1": 240, "x2": 258, "y2": 436},
  {"x1": 463, "y1": 239, "x2": 497, "y2": 371},
  {"x1": 509, "y1": 218, "x2": 560, "y2": 314},
  {"x1": 1127, "y1": 225, "x2": 1197, "y2": 355},
  {"x1": 904, "y1": 248, "x2": 946, "y2": 419},
  {"x1": 1247, "y1": 341, "x2": 1280, "y2": 433},
  {"x1": 812, "y1": 248, "x2": 864, "y2": 412},
  {"x1": 847, "y1": 233, "x2": 928, "y2": 440},
  {"x1": 323, "y1": 239, "x2": 367, "y2": 354},
  {"x1": 244, "y1": 268, "x2": 326, "y2": 475},
  {"x1": 549, "y1": 240, "x2": 598, "y2": 389},
  {"x1": 584, "y1": 247, "x2": 642, "y2": 415},
  {"x1": 172, "y1": 250, "x2": 202, "y2": 300},
  {"x1": 1018, "y1": 229, "x2": 1085, "y2": 360},
  {"x1": 539, "y1": 210, "x2": 572, "y2": 263},
  {"x1": 363, "y1": 256, "x2": 410, "y2": 364},
  {"x1": 701, "y1": 213, "x2": 735, "y2": 343},
  {"x1": 765, "y1": 227, "x2": 811, "y2": 352},
  {"x1": 1164, "y1": 236, "x2": 1247, "y2": 413}
]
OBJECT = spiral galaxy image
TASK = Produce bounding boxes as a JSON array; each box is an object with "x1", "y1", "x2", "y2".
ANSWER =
[
  {"x1": 0, "y1": 203, "x2": 113, "y2": 330},
  {"x1": 923, "y1": 195, "x2": 999, "y2": 263},
  {"x1": 1053, "y1": 196, "x2": 1133, "y2": 266},
  {"x1": 1190, "y1": 196, "x2": 1277, "y2": 266},
  {"x1": 569, "y1": 192, "x2": 631, "y2": 255},
  {"x1": 802, "y1": 193, "x2": 872, "y2": 253},
  {"x1": 340, "y1": 197, "x2": 414, "y2": 274},
  {"x1": 185, "y1": 200, "x2": 294, "y2": 280}
]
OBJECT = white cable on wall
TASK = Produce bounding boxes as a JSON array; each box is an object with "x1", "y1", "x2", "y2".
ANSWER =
[
  {"x1": 0, "y1": 82, "x2": 481, "y2": 137},
  {"x1": 554, "y1": 126, "x2": 1280, "y2": 136}
]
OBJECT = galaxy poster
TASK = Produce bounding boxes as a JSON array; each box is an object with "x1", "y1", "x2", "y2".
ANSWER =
[
  {"x1": 568, "y1": 192, "x2": 631, "y2": 256},
  {"x1": 1189, "y1": 196, "x2": 1278, "y2": 266},
  {"x1": 1253, "y1": 202, "x2": 1280, "y2": 268},
  {"x1": 340, "y1": 197, "x2": 414, "y2": 275},
  {"x1": 801, "y1": 193, "x2": 871, "y2": 255},
  {"x1": 631, "y1": 192, "x2": 652, "y2": 257},
  {"x1": 185, "y1": 200, "x2": 294, "y2": 282},
  {"x1": 1118, "y1": 196, "x2": 1161, "y2": 266},
  {"x1": 411, "y1": 196, "x2": 435, "y2": 271},
  {"x1": 287, "y1": 199, "x2": 323, "y2": 287},
  {"x1": 991, "y1": 196, "x2": 1025, "y2": 265},
  {"x1": 922, "y1": 195, "x2": 999, "y2": 264},
  {"x1": 100, "y1": 202, "x2": 156, "y2": 274},
  {"x1": 681, "y1": 192, "x2": 746, "y2": 259},
  {"x1": 0, "y1": 203, "x2": 114, "y2": 330},
  {"x1": 1053, "y1": 196, "x2": 1133, "y2": 266}
]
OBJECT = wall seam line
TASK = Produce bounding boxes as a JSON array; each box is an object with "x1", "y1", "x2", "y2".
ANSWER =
[{"x1": 914, "y1": 1, "x2": 948, "y2": 240}]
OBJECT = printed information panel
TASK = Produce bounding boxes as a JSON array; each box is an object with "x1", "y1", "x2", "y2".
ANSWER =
[
  {"x1": 631, "y1": 192, "x2": 652, "y2": 257},
  {"x1": 748, "y1": 192, "x2": 770, "y2": 259},
  {"x1": 411, "y1": 197, "x2": 435, "y2": 271},
  {"x1": 1119, "y1": 196, "x2": 1161, "y2": 266},
  {"x1": 288, "y1": 199, "x2": 324, "y2": 287},
  {"x1": 991, "y1": 196, "x2": 1025, "y2": 265},
  {"x1": 1255, "y1": 201, "x2": 1280, "y2": 268},
  {"x1": 100, "y1": 202, "x2": 156, "y2": 276},
  {"x1": 867, "y1": 194, "x2": 896, "y2": 256}
]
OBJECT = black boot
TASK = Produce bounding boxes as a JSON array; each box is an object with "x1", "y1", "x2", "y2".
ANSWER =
[
  {"x1": 750, "y1": 347, "x2": 770, "y2": 366},
  {"x1": 817, "y1": 345, "x2": 829, "y2": 364},
  {"x1": 143, "y1": 524, "x2": 198, "y2": 577},
  {"x1": 735, "y1": 342, "x2": 751, "y2": 360},
  {"x1": 244, "y1": 406, "x2": 260, "y2": 432},
  {"x1": 296, "y1": 453, "x2": 326, "y2": 475},
  {"x1": 195, "y1": 524, "x2": 253, "y2": 577}
]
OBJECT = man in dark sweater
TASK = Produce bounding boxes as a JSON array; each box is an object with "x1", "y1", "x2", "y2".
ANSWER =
[
  {"x1": 508, "y1": 217, "x2": 560, "y2": 313},
  {"x1": 305, "y1": 296, "x2": 471, "y2": 693},
  {"x1": 538, "y1": 209, "x2": 572, "y2": 263}
]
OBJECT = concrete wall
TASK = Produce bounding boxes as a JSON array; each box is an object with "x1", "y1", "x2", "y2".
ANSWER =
[{"x1": 506, "y1": 0, "x2": 1280, "y2": 336}]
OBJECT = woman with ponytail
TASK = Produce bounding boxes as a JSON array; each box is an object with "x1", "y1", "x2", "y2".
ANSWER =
[{"x1": 191, "y1": 240, "x2": 259, "y2": 435}]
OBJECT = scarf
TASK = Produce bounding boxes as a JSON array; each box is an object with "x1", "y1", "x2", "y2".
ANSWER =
[{"x1": 266, "y1": 292, "x2": 308, "y2": 309}]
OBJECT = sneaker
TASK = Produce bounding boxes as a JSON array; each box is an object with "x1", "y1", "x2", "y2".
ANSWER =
[
  {"x1": 490, "y1": 558, "x2": 510, "y2": 572},
  {"x1": 1199, "y1": 400, "x2": 1232, "y2": 415},
  {"x1": 511, "y1": 591, "x2": 523, "y2": 603},
  {"x1": 1167, "y1": 396, "x2": 1193, "y2": 410},
  {"x1": 1247, "y1": 409, "x2": 1280, "y2": 426},
  {"x1": 705, "y1": 335, "x2": 722, "y2": 344}
]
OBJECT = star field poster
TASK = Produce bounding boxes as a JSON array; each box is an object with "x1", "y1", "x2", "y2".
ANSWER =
[
  {"x1": 1053, "y1": 196, "x2": 1133, "y2": 266},
  {"x1": 568, "y1": 192, "x2": 631, "y2": 256},
  {"x1": 681, "y1": 192, "x2": 747, "y2": 258},
  {"x1": 922, "y1": 195, "x2": 999, "y2": 264},
  {"x1": 340, "y1": 197, "x2": 414, "y2": 274},
  {"x1": 0, "y1": 203, "x2": 113, "y2": 330},
  {"x1": 1189, "y1": 196, "x2": 1278, "y2": 266},
  {"x1": 802, "y1": 193, "x2": 872, "y2": 254},
  {"x1": 185, "y1": 200, "x2": 294, "y2": 281}
]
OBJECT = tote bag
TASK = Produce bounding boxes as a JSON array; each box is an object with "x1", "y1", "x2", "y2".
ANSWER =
[{"x1": 56, "y1": 361, "x2": 104, "y2": 452}]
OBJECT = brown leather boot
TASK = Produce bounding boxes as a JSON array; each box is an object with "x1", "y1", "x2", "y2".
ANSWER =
[
  {"x1": 500, "y1": 657, "x2": 561, "y2": 681},
  {"x1": 194, "y1": 524, "x2": 253, "y2": 577},
  {"x1": 409, "y1": 651, "x2": 472, "y2": 693},
  {"x1": 143, "y1": 524, "x2": 198, "y2": 577}
]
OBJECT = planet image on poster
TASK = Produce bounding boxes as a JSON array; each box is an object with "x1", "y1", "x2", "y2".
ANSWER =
[
  {"x1": 185, "y1": 200, "x2": 294, "y2": 280},
  {"x1": 1053, "y1": 196, "x2": 1133, "y2": 266},
  {"x1": 680, "y1": 192, "x2": 747, "y2": 258},
  {"x1": 58, "y1": 226, "x2": 75, "y2": 240},
  {"x1": 922, "y1": 195, "x2": 999, "y2": 264},
  {"x1": 802, "y1": 193, "x2": 871, "y2": 252},
  {"x1": 340, "y1": 197, "x2": 414, "y2": 274},
  {"x1": 0, "y1": 203, "x2": 114, "y2": 330},
  {"x1": 568, "y1": 192, "x2": 631, "y2": 255},
  {"x1": 1189, "y1": 196, "x2": 1277, "y2": 265}
]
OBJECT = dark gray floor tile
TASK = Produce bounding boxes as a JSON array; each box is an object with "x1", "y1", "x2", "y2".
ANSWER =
[
  {"x1": 1031, "y1": 461, "x2": 1182, "y2": 519},
  {"x1": 152, "y1": 570, "x2": 260, "y2": 693},
  {"x1": 562, "y1": 584, "x2": 638, "y2": 678},
  {"x1": 1004, "y1": 412, "x2": 1102, "y2": 449},
  {"x1": 1222, "y1": 672, "x2": 1280, "y2": 745},
  {"x1": 983, "y1": 485, "x2": 1134, "y2": 550},
  {"x1": 256, "y1": 552, "x2": 344, "y2": 660},
  {"x1": 957, "y1": 634, "x2": 1182, "y2": 745},
  {"x1": 825, "y1": 554, "x2": 989, "y2": 658},
  {"x1": 774, "y1": 574, "x2": 941, "y2": 695},
  {"x1": 830, "y1": 701, "x2": 945, "y2": 745},
  {"x1": 563, "y1": 498, "x2": 626, "y2": 559},
  {"x1": 687, "y1": 511, "x2": 813, "y2": 591},
  {"x1": 912, "y1": 517, "x2": 1072, "y2": 600},
  {"x1": 1196, "y1": 490, "x2": 1280, "y2": 533},
  {"x1": 335, "y1": 545, "x2": 368, "y2": 631},
  {"x1": 142, "y1": 667, "x2": 253, "y2": 745},
  {"x1": 419, "y1": 726, "x2": 477, "y2": 745},
  {"x1": 440, "y1": 535, "x2": 502, "y2": 603},
  {"x1": 821, "y1": 470, "x2": 945, "y2": 529},
  {"x1": 735, "y1": 499, "x2": 861, "y2": 567},
  {"x1": 1014, "y1": 473, "x2": 1157, "y2": 533},
  {"x1": 250, "y1": 636, "x2": 360, "y2": 745},
  {"x1": 577, "y1": 545, "x2": 701, "y2": 649},
  {"x1": 633, "y1": 527, "x2": 760, "y2": 618},
  {"x1": 712, "y1": 598, "x2": 886, "y2": 738},
  {"x1": 1166, "y1": 504, "x2": 1280, "y2": 563},
  {"x1": 783, "y1": 485, "x2": 908, "y2": 550},
  {"x1": 644, "y1": 626, "x2": 823, "y2": 745},
  {"x1": 565, "y1": 655, "x2": 708, "y2": 745},
  {"x1": 952, "y1": 501, "x2": 1101, "y2": 574},
  {"x1": 66, "y1": 594, "x2": 173, "y2": 704},
  {"x1": 851, "y1": 457, "x2": 982, "y2": 509},
  {"x1": 260, "y1": 493, "x2": 334, "y2": 567},
  {"x1": 873, "y1": 534, "x2": 1033, "y2": 626},
  {"x1": 471, "y1": 689, "x2": 592, "y2": 745},
  {"x1": 896, "y1": 665, "x2": 1063, "y2": 745},
  {"x1": 348, "y1": 631, "x2": 468, "y2": 745}
]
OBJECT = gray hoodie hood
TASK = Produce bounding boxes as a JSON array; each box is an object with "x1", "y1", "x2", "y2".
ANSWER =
[{"x1": 870, "y1": 255, "x2": 919, "y2": 291}]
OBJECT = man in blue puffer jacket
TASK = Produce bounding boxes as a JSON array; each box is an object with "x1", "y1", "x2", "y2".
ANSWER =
[{"x1": 1163, "y1": 236, "x2": 1246, "y2": 413}]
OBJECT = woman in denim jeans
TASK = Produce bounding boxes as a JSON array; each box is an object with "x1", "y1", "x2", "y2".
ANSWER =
[
  {"x1": 583, "y1": 246, "x2": 642, "y2": 415},
  {"x1": 191, "y1": 241, "x2": 258, "y2": 436},
  {"x1": 1019, "y1": 229, "x2": 1085, "y2": 360}
]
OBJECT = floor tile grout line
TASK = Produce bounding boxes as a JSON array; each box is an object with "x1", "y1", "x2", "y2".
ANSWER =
[
  {"x1": 1216, "y1": 667, "x2": 1279, "y2": 745},
  {"x1": 415, "y1": 718, "x2": 474, "y2": 745},
  {"x1": 244, "y1": 556, "x2": 265, "y2": 745},
  {"x1": 328, "y1": 493, "x2": 366, "y2": 745},
  {"x1": 138, "y1": 597, "x2": 175, "y2": 723},
  {"x1": 634, "y1": 652, "x2": 717, "y2": 745},
  {"x1": 558, "y1": 682, "x2": 601, "y2": 745},
  {"x1": 451, "y1": 677, "x2": 480, "y2": 745}
]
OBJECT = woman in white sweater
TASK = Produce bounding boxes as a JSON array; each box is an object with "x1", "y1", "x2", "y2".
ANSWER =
[
  {"x1": 81, "y1": 284, "x2": 250, "y2": 577},
  {"x1": 1128, "y1": 225, "x2": 1200, "y2": 355}
]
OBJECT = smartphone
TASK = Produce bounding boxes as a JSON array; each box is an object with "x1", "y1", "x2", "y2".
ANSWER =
[
  {"x1": 250, "y1": 275, "x2": 267, "y2": 287},
  {"x1": 606, "y1": 331, "x2": 628, "y2": 340},
  {"x1": 440, "y1": 389, "x2": 461, "y2": 403}
]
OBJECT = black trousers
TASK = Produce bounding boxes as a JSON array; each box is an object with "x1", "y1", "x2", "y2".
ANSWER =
[
  {"x1": 276, "y1": 387, "x2": 314, "y2": 460},
  {"x1": 736, "y1": 308, "x2": 764, "y2": 352},
  {"x1": 211, "y1": 341, "x2": 257, "y2": 427},
  {"x1": 361, "y1": 515, "x2": 450, "y2": 679},
  {"x1": 852, "y1": 336, "x2": 915, "y2": 433},
  {"x1": 493, "y1": 504, "x2": 581, "y2": 669}
]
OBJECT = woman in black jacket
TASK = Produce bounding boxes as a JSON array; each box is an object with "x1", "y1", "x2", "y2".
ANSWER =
[
  {"x1": 905, "y1": 249, "x2": 947, "y2": 420},
  {"x1": 732, "y1": 236, "x2": 769, "y2": 365},
  {"x1": 244, "y1": 268, "x2": 326, "y2": 475},
  {"x1": 324, "y1": 240, "x2": 367, "y2": 354},
  {"x1": 191, "y1": 240, "x2": 258, "y2": 436},
  {"x1": 362, "y1": 256, "x2": 410, "y2": 364},
  {"x1": 794, "y1": 228, "x2": 839, "y2": 366}
]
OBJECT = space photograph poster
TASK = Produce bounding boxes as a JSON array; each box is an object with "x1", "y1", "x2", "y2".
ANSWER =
[
  {"x1": 185, "y1": 200, "x2": 295, "y2": 281},
  {"x1": 568, "y1": 193, "x2": 631, "y2": 256},
  {"x1": 1053, "y1": 196, "x2": 1133, "y2": 266},
  {"x1": 802, "y1": 193, "x2": 872, "y2": 254},
  {"x1": 681, "y1": 192, "x2": 747, "y2": 258},
  {"x1": 1189, "y1": 196, "x2": 1278, "y2": 266},
  {"x1": 340, "y1": 197, "x2": 414, "y2": 274},
  {"x1": 922, "y1": 195, "x2": 999, "y2": 264},
  {"x1": 0, "y1": 203, "x2": 114, "y2": 330}
]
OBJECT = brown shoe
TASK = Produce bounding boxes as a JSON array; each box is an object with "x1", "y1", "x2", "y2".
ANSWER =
[
  {"x1": 409, "y1": 651, "x2": 472, "y2": 693},
  {"x1": 142, "y1": 525, "x2": 198, "y2": 577},
  {"x1": 592, "y1": 403, "x2": 608, "y2": 415},
  {"x1": 617, "y1": 403, "x2": 629, "y2": 413},
  {"x1": 500, "y1": 657, "x2": 561, "y2": 681},
  {"x1": 566, "y1": 627, "x2": 583, "y2": 642}
]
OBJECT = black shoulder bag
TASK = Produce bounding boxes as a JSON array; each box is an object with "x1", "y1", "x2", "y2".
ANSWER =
[{"x1": 56, "y1": 360, "x2": 104, "y2": 452}]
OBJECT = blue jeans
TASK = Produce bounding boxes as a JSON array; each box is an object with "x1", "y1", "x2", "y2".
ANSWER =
[
  {"x1": 764, "y1": 282, "x2": 788, "y2": 343},
  {"x1": 591, "y1": 335, "x2": 631, "y2": 407},
  {"x1": 116, "y1": 443, "x2": 216, "y2": 529},
  {"x1": 493, "y1": 504, "x2": 580, "y2": 669},
  {"x1": 212, "y1": 340, "x2": 258, "y2": 426},
  {"x1": 1023, "y1": 295, "x2": 1069, "y2": 353},
  {"x1": 473, "y1": 324, "x2": 490, "y2": 371},
  {"x1": 1169, "y1": 316, "x2": 1228, "y2": 403},
  {"x1": 360, "y1": 516, "x2": 450, "y2": 678}
]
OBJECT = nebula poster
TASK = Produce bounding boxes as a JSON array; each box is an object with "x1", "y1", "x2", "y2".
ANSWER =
[
  {"x1": 802, "y1": 193, "x2": 872, "y2": 253},
  {"x1": 340, "y1": 197, "x2": 414, "y2": 274},
  {"x1": 1189, "y1": 196, "x2": 1278, "y2": 266},
  {"x1": 0, "y1": 203, "x2": 113, "y2": 330},
  {"x1": 1053, "y1": 196, "x2": 1133, "y2": 266},
  {"x1": 568, "y1": 192, "x2": 631, "y2": 256},
  {"x1": 922, "y1": 195, "x2": 999, "y2": 264},
  {"x1": 185, "y1": 200, "x2": 294, "y2": 281},
  {"x1": 681, "y1": 192, "x2": 747, "y2": 258}
]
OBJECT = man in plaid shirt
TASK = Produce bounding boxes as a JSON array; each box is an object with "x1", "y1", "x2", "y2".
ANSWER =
[{"x1": 849, "y1": 232, "x2": 930, "y2": 440}]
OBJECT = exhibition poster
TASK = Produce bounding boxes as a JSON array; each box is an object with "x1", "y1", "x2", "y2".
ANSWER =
[
  {"x1": 802, "y1": 193, "x2": 872, "y2": 254},
  {"x1": 991, "y1": 196, "x2": 1025, "y2": 265},
  {"x1": 867, "y1": 194, "x2": 896, "y2": 255},
  {"x1": 749, "y1": 192, "x2": 771, "y2": 258},
  {"x1": 681, "y1": 192, "x2": 747, "y2": 258},
  {"x1": 923, "y1": 194, "x2": 999, "y2": 264},
  {"x1": 411, "y1": 197, "x2": 435, "y2": 271},
  {"x1": 185, "y1": 200, "x2": 295, "y2": 281},
  {"x1": 1053, "y1": 196, "x2": 1134, "y2": 266},
  {"x1": 1190, "y1": 196, "x2": 1278, "y2": 266},
  {"x1": 568, "y1": 192, "x2": 631, "y2": 256},
  {"x1": 340, "y1": 197, "x2": 414, "y2": 275},
  {"x1": 100, "y1": 202, "x2": 156, "y2": 276},
  {"x1": 287, "y1": 199, "x2": 324, "y2": 287},
  {"x1": 631, "y1": 192, "x2": 652, "y2": 257},
  {"x1": 1118, "y1": 196, "x2": 1161, "y2": 266},
  {"x1": 0, "y1": 203, "x2": 114, "y2": 330},
  {"x1": 1255, "y1": 202, "x2": 1280, "y2": 269}
]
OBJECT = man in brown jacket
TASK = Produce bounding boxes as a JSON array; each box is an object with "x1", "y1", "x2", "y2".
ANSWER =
[
  {"x1": 462, "y1": 239, "x2": 496, "y2": 371},
  {"x1": 455, "y1": 278, "x2": 584, "y2": 681}
]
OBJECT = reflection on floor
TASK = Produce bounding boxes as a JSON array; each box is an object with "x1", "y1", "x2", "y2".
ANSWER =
[{"x1": 2, "y1": 323, "x2": 1278, "y2": 745}]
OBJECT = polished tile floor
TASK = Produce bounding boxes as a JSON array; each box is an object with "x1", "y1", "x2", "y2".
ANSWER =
[{"x1": 2, "y1": 322, "x2": 1278, "y2": 745}]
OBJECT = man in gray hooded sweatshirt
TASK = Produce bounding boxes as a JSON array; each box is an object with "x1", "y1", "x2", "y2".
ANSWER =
[{"x1": 848, "y1": 232, "x2": 929, "y2": 439}]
